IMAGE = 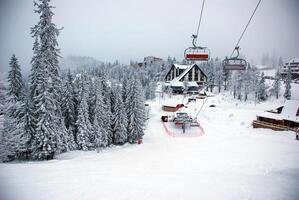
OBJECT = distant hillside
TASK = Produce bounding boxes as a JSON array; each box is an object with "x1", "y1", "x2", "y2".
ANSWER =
[{"x1": 60, "y1": 56, "x2": 104, "y2": 71}]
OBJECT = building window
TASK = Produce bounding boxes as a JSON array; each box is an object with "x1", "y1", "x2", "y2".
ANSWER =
[
  {"x1": 200, "y1": 72, "x2": 204, "y2": 81},
  {"x1": 195, "y1": 69, "x2": 198, "y2": 81},
  {"x1": 188, "y1": 72, "x2": 192, "y2": 81}
]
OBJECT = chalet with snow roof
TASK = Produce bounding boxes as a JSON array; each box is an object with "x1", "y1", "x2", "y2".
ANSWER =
[
  {"x1": 253, "y1": 100, "x2": 299, "y2": 131},
  {"x1": 280, "y1": 58, "x2": 299, "y2": 79},
  {"x1": 164, "y1": 64, "x2": 207, "y2": 94}
]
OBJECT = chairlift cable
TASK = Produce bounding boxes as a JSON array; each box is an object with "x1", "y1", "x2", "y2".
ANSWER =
[
  {"x1": 194, "y1": 0, "x2": 206, "y2": 46},
  {"x1": 230, "y1": 0, "x2": 262, "y2": 58}
]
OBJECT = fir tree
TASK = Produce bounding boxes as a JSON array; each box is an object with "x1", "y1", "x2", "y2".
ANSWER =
[
  {"x1": 61, "y1": 70, "x2": 77, "y2": 150},
  {"x1": 88, "y1": 78, "x2": 96, "y2": 124},
  {"x1": 76, "y1": 73, "x2": 93, "y2": 150},
  {"x1": 30, "y1": 0, "x2": 65, "y2": 159},
  {"x1": 100, "y1": 73, "x2": 113, "y2": 145},
  {"x1": 258, "y1": 72, "x2": 267, "y2": 101},
  {"x1": 273, "y1": 70, "x2": 281, "y2": 99},
  {"x1": 93, "y1": 78, "x2": 108, "y2": 149},
  {"x1": 112, "y1": 86, "x2": 127, "y2": 145},
  {"x1": 126, "y1": 76, "x2": 146, "y2": 143},
  {"x1": 62, "y1": 70, "x2": 76, "y2": 130},
  {"x1": 0, "y1": 54, "x2": 25, "y2": 161},
  {"x1": 284, "y1": 65, "x2": 292, "y2": 100},
  {"x1": 7, "y1": 54, "x2": 24, "y2": 102},
  {"x1": 0, "y1": 113, "x2": 19, "y2": 161}
]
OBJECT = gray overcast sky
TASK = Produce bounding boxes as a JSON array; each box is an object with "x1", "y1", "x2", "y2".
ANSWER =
[{"x1": 0, "y1": 0, "x2": 298, "y2": 73}]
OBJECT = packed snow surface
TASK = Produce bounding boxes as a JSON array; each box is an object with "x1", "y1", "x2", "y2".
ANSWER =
[{"x1": 1, "y1": 94, "x2": 299, "y2": 200}]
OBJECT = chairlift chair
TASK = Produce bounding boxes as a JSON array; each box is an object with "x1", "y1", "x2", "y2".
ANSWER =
[
  {"x1": 223, "y1": 47, "x2": 247, "y2": 70},
  {"x1": 184, "y1": 35, "x2": 210, "y2": 62}
]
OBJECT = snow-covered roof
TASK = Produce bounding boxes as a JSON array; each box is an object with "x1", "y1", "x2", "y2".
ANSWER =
[
  {"x1": 286, "y1": 58, "x2": 299, "y2": 64},
  {"x1": 186, "y1": 81, "x2": 199, "y2": 87},
  {"x1": 173, "y1": 64, "x2": 190, "y2": 70},
  {"x1": 170, "y1": 81, "x2": 184, "y2": 87},
  {"x1": 169, "y1": 65, "x2": 194, "y2": 88},
  {"x1": 163, "y1": 99, "x2": 184, "y2": 107},
  {"x1": 257, "y1": 100, "x2": 299, "y2": 123}
]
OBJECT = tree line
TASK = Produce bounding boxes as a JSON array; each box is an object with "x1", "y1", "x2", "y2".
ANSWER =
[
  {"x1": 200, "y1": 58, "x2": 292, "y2": 102},
  {"x1": 0, "y1": 0, "x2": 147, "y2": 162}
]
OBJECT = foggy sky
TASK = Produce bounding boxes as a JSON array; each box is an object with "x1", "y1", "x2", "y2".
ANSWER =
[{"x1": 0, "y1": 0, "x2": 298, "y2": 73}]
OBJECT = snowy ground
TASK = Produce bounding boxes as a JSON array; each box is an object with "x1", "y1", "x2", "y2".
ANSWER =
[{"x1": 1, "y1": 93, "x2": 299, "y2": 200}]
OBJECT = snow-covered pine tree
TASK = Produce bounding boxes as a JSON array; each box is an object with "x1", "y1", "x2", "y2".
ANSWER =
[
  {"x1": 0, "y1": 114, "x2": 19, "y2": 161},
  {"x1": 243, "y1": 68, "x2": 251, "y2": 101},
  {"x1": 236, "y1": 70, "x2": 244, "y2": 100},
  {"x1": 278, "y1": 57, "x2": 284, "y2": 69},
  {"x1": 223, "y1": 70, "x2": 231, "y2": 91},
  {"x1": 0, "y1": 74, "x2": 6, "y2": 112},
  {"x1": 273, "y1": 70, "x2": 281, "y2": 99},
  {"x1": 30, "y1": 0, "x2": 66, "y2": 160},
  {"x1": 14, "y1": 94, "x2": 35, "y2": 160},
  {"x1": 76, "y1": 73, "x2": 93, "y2": 150},
  {"x1": 284, "y1": 65, "x2": 292, "y2": 100},
  {"x1": 88, "y1": 77, "x2": 96, "y2": 124},
  {"x1": 112, "y1": 86, "x2": 127, "y2": 145},
  {"x1": 126, "y1": 76, "x2": 146, "y2": 144},
  {"x1": 61, "y1": 70, "x2": 77, "y2": 150},
  {"x1": 62, "y1": 70, "x2": 76, "y2": 130},
  {"x1": 29, "y1": 37, "x2": 40, "y2": 102},
  {"x1": 0, "y1": 54, "x2": 25, "y2": 161},
  {"x1": 145, "y1": 81, "x2": 156, "y2": 100},
  {"x1": 258, "y1": 72, "x2": 267, "y2": 101},
  {"x1": 7, "y1": 54, "x2": 24, "y2": 102},
  {"x1": 122, "y1": 76, "x2": 128, "y2": 103},
  {"x1": 100, "y1": 73, "x2": 113, "y2": 146},
  {"x1": 205, "y1": 59, "x2": 215, "y2": 92},
  {"x1": 214, "y1": 59, "x2": 223, "y2": 93},
  {"x1": 123, "y1": 77, "x2": 132, "y2": 130},
  {"x1": 93, "y1": 78, "x2": 108, "y2": 149}
]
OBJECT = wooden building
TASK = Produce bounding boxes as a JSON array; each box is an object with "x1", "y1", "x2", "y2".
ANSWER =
[
  {"x1": 162, "y1": 103, "x2": 184, "y2": 112},
  {"x1": 252, "y1": 100, "x2": 299, "y2": 131},
  {"x1": 164, "y1": 64, "x2": 207, "y2": 94},
  {"x1": 280, "y1": 58, "x2": 299, "y2": 79}
]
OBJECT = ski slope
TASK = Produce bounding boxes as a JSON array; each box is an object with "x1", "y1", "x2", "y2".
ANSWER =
[{"x1": 1, "y1": 94, "x2": 299, "y2": 200}]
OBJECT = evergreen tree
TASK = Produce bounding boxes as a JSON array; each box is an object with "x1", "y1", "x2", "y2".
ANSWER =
[
  {"x1": 76, "y1": 73, "x2": 93, "y2": 150},
  {"x1": 258, "y1": 72, "x2": 267, "y2": 101},
  {"x1": 62, "y1": 70, "x2": 76, "y2": 130},
  {"x1": 284, "y1": 65, "x2": 292, "y2": 100},
  {"x1": 100, "y1": 73, "x2": 113, "y2": 145},
  {"x1": 7, "y1": 54, "x2": 24, "y2": 102},
  {"x1": 0, "y1": 113, "x2": 19, "y2": 161},
  {"x1": 112, "y1": 86, "x2": 127, "y2": 145},
  {"x1": 88, "y1": 78, "x2": 96, "y2": 124},
  {"x1": 14, "y1": 94, "x2": 35, "y2": 159},
  {"x1": 61, "y1": 70, "x2": 77, "y2": 150},
  {"x1": 243, "y1": 68, "x2": 251, "y2": 101},
  {"x1": 145, "y1": 81, "x2": 156, "y2": 100},
  {"x1": 214, "y1": 60, "x2": 223, "y2": 93},
  {"x1": 236, "y1": 71, "x2": 243, "y2": 100},
  {"x1": 93, "y1": 78, "x2": 108, "y2": 149},
  {"x1": 0, "y1": 54, "x2": 25, "y2": 161},
  {"x1": 30, "y1": 0, "x2": 65, "y2": 159},
  {"x1": 273, "y1": 70, "x2": 281, "y2": 99},
  {"x1": 126, "y1": 76, "x2": 146, "y2": 143},
  {"x1": 278, "y1": 57, "x2": 284, "y2": 69},
  {"x1": 0, "y1": 74, "x2": 6, "y2": 111}
]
